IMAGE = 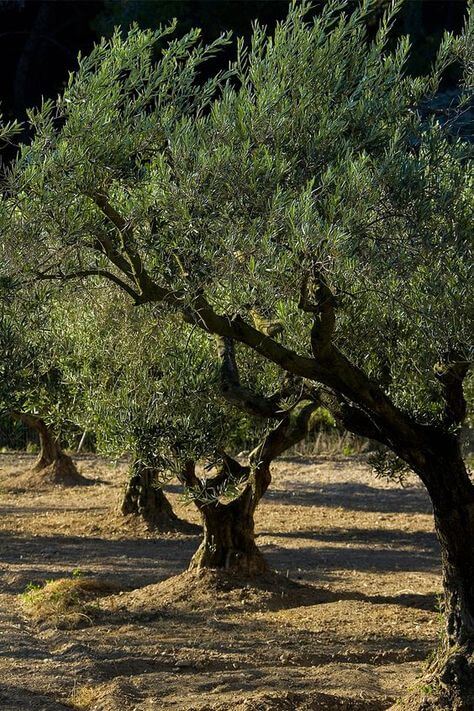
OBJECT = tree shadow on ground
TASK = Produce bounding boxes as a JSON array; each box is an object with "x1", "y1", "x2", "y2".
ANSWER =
[
  {"x1": 264, "y1": 526, "x2": 438, "y2": 549},
  {"x1": 264, "y1": 480, "x2": 431, "y2": 514},
  {"x1": 264, "y1": 542, "x2": 439, "y2": 579},
  {"x1": 0, "y1": 683, "x2": 71, "y2": 710},
  {"x1": 0, "y1": 530, "x2": 199, "y2": 593}
]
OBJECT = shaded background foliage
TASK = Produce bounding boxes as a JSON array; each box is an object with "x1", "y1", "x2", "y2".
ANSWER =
[{"x1": 0, "y1": 0, "x2": 468, "y2": 127}]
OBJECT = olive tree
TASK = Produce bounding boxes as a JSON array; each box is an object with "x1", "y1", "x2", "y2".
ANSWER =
[
  {"x1": 0, "y1": 293, "x2": 83, "y2": 483},
  {"x1": 48, "y1": 288, "x2": 196, "y2": 530},
  {"x1": 51, "y1": 286, "x2": 324, "y2": 567},
  {"x1": 2, "y1": 1, "x2": 473, "y2": 704}
]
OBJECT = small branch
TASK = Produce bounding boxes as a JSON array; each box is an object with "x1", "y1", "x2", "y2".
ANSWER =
[
  {"x1": 92, "y1": 192, "x2": 131, "y2": 236},
  {"x1": 35, "y1": 269, "x2": 142, "y2": 302},
  {"x1": 91, "y1": 192, "x2": 158, "y2": 298},
  {"x1": 318, "y1": 391, "x2": 388, "y2": 444},
  {"x1": 251, "y1": 400, "x2": 322, "y2": 467},
  {"x1": 298, "y1": 267, "x2": 336, "y2": 359},
  {"x1": 93, "y1": 232, "x2": 137, "y2": 284},
  {"x1": 208, "y1": 451, "x2": 250, "y2": 490},
  {"x1": 10, "y1": 410, "x2": 43, "y2": 430},
  {"x1": 250, "y1": 308, "x2": 284, "y2": 337},
  {"x1": 248, "y1": 400, "x2": 322, "y2": 502}
]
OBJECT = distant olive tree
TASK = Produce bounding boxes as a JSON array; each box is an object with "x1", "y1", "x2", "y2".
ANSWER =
[
  {"x1": 49, "y1": 289, "x2": 196, "y2": 530},
  {"x1": 2, "y1": 1, "x2": 473, "y2": 705},
  {"x1": 51, "y1": 287, "x2": 324, "y2": 566},
  {"x1": 0, "y1": 292, "x2": 82, "y2": 483}
]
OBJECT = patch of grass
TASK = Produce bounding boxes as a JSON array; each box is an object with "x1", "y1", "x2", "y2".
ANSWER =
[
  {"x1": 68, "y1": 683, "x2": 102, "y2": 710},
  {"x1": 21, "y1": 576, "x2": 119, "y2": 629}
]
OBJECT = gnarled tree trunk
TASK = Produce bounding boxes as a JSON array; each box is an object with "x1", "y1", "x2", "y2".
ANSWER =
[
  {"x1": 415, "y1": 442, "x2": 474, "y2": 710},
  {"x1": 183, "y1": 399, "x2": 321, "y2": 576},
  {"x1": 187, "y1": 457, "x2": 270, "y2": 575},
  {"x1": 11, "y1": 412, "x2": 83, "y2": 485},
  {"x1": 190, "y1": 487, "x2": 268, "y2": 574},
  {"x1": 121, "y1": 460, "x2": 199, "y2": 532}
]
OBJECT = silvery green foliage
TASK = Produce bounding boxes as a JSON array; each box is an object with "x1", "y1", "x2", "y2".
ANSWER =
[
  {"x1": 3, "y1": 1, "x2": 473, "y2": 430},
  {"x1": 0, "y1": 293, "x2": 78, "y2": 439},
  {"x1": 48, "y1": 289, "x2": 272, "y2": 475},
  {"x1": 369, "y1": 447, "x2": 412, "y2": 486},
  {"x1": 0, "y1": 111, "x2": 21, "y2": 146}
]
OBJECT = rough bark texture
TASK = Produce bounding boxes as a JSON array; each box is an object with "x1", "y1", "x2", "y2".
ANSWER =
[
  {"x1": 11, "y1": 412, "x2": 85, "y2": 486},
  {"x1": 189, "y1": 485, "x2": 269, "y2": 575},
  {"x1": 409, "y1": 442, "x2": 474, "y2": 711},
  {"x1": 181, "y1": 456, "x2": 268, "y2": 575},
  {"x1": 183, "y1": 400, "x2": 321, "y2": 576},
  {"x1": 387, "y1": 436, "x2": 474, "y2": 711},
  {"x1": 121, "y1": 462, "x2": 198, "y2": 532}
]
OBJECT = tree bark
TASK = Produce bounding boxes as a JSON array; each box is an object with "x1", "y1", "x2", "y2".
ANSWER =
[
  {"x1": 189, "y1": 484, "x2": 268, "y2": 574},
  {"x1": 121, "y1": 462, "x2": 181, "y2": 530},
  {"x1": 11, "y1": 412, "x2": 82, "y2": 485},
  {"x1": 400, "y1": 438, "x2": 474, "y2": 710},
  {"x1": 182, "y1": 456, "x2": 270, "y2": 575}
]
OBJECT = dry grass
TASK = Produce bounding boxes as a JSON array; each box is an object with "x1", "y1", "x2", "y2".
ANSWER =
[
  {"x1": 21, "y1": 576, "x2": 120, "y2": 629},
  {"x1": 293, "y1": 428, "x2": 369, "y2": 457},
  {"x1": 68, "y1": 683, "x2": 103, "y2": 710}
]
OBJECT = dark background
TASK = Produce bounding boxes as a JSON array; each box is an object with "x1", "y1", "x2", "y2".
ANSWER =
[{"x1": 0, "y1": 0, "x2": 469, "y2": 123}]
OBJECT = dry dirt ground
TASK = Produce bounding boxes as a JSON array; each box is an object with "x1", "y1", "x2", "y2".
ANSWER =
[{"x1": 0, "y1": 453, "x2": 442, "y2": 710}]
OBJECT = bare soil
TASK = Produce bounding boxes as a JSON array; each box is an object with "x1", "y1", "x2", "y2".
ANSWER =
[{"x1": 0, "y1": 453, "x2": 441, "y2": 710}]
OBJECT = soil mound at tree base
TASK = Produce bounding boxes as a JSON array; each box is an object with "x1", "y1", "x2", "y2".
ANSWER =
[
  {"x1": 78, "y1": 685, "x2": 382, "y2": 711},
  {"x1": 18, "y1": 459, "x2": 95, "y2": 488},
  {"x1": 103, "y1": 568, "x2": 336, "y2": 617}
]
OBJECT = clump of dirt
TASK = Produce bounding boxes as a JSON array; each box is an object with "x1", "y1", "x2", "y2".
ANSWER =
[
  {"x1": 21, "y1": 577, "x2": 121, "y2": 629},
  {"x1": 70, "y1": 679, "x2": 142, "y2": 711}
]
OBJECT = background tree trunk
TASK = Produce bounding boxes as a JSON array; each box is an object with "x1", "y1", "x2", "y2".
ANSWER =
[
  {"x1": 121, "y1": 461, "x2": 198, "y2": 532},
  {"x1": 11, "y1": 412, "x2": 83, "y2": 485}
]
